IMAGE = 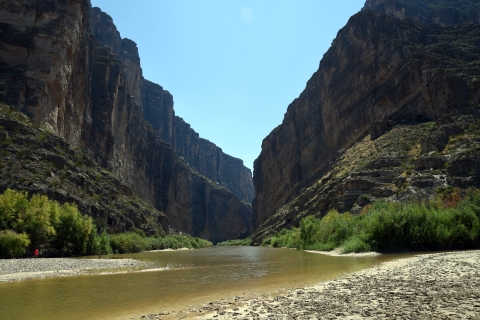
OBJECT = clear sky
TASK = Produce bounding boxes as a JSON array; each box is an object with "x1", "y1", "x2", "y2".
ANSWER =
[{"x1": 91, "y1": 0, "x2": 366, "y2": 171}]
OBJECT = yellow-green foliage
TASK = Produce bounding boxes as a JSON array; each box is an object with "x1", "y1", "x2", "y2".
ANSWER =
[
  {"x1": 264, "y1": 189, "x2": 480, "y2": 253},
  {"x1": 0, "y1": 189, "x2": 214, "y2": 257},
  {"x1": 0, "y1": 189, "x2": 96, "y2": 257},
  {"x1": 53, "y1": 203, "x2": 94, "y2": 255},
  {"x1": 0, "y1": 230, "x2": 30, "y2": 258}
]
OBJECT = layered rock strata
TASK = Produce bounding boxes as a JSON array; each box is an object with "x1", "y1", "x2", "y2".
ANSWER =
[
  {"x1": 0, "y1": 0, "x2": 251, "y2": 242},
  {"x1": 253, "y1": 0, "x2": 480, "y2": 233},
  {"x1": 90, "y1": 7, "x2": 254, "y2": 204},
  {"x1": 253, "y1": 115, "x2": 480, "y2": 243}
]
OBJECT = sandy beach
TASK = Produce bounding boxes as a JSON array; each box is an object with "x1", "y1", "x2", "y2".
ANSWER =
[{"x1": 136, "y1": 250, "x2": 480, "y2": 319}]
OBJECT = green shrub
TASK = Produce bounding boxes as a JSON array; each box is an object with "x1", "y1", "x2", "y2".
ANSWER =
[
  {"x1": 108, "y1": 232, "x2": 212, "y2": 253},
  {"x1": 109, "y1": 232, "x2": 146, "y2": 254},
  {"x1": 216, "y1": 237, "x2": 252, "y2": 246},
  {"x1": 52, "y1": 203, "x2": 94, "y2": 255},
  {"x1": 270, "y1": 228, "x2": 300, "y2": 248},
  {"x1": 0, "y1": 230, "x2": 30, "y2": 258},
  {"x1": 0, "y1": 189, "x2": 213, "y2": 257},
  {"x1": 0, "y1": 190, "x2": 59, "y2": 247},
  {"x1": 267, "y1": 190, "x2": 480, "y2": 254}
]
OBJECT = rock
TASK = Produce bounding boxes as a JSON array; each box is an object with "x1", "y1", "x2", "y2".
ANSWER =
[
  {"x1": 0, "y1": 1, "x2": 252, "y2": 242},
  {"x1": 90, "y1": 7, "x2": 254, "y2": 205},
  {"x1": 362, "y1": 0, "x2": 480, "y2": 26},
  {"x1": 253, "y1": 1, "x2": 480, "y2": 229},
  {"x1": 414, "y1": 156, "x2": 446, "y2": 170},
  {"x1": 369, "y1": 115, "x2": 389, "y2": 140},
  {"x1": 420, "y1": 139, "x2": 443, "y2": 154}
]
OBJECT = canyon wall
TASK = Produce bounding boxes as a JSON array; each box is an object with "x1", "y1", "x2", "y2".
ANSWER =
[
  {"x1": 363, "y1": 0, "x2": 480, "y2": 26},
  {"x1": 0, "y1": 0, "x2": 252, "y2": 242},
  {"x1": 90, "y1": 7, "x2": 255, "y2": 204},
  {"x1": 253, "y1": 0, "x2": 480, "y2": 229}
]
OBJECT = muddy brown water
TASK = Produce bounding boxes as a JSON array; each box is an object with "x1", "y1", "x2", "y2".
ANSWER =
[{"x1": 0, "y1": 246, "x2": 416, "y2": 319}]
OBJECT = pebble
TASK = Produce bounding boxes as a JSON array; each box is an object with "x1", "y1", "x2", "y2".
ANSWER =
[
  {"x1": 135, "y1": 250, "x2": 480, "y2": 319},
  {"x1": 0, "y1": 257, "x2": 156, "y2": 282}
]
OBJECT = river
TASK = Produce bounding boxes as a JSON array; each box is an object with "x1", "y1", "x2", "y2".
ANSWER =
[{"x1": 0, "y1": 246, "x2": 414, "y2": 319}]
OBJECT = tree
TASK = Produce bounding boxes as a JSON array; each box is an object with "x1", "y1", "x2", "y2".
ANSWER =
[
  {"x1": 0, "y1": 230, "x2": 30, "y2": 258},
  {"x1": 53, "y1": 203, "x2": 94, "y2": 255}
]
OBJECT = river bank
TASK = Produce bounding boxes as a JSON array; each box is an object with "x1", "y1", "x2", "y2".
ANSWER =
[
  {"x1": 0, "y1": 257, "x2": 159, "y2": 283},
  {"x1": 136, "y1": 250, "x2": 480, "y2": 319}
]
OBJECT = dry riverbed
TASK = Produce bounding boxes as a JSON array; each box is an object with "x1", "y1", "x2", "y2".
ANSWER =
[
  {"x1": 136, "y1": 250, "x2": 480, "y2": 320},
  {"x1": 0, "y1": 257, "x2": 159, "y2": 282}
]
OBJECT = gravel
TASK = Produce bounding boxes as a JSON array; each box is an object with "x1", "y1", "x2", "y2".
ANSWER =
[{"x1": 0, "y1": 257, "x2": 156, "y2": 282}]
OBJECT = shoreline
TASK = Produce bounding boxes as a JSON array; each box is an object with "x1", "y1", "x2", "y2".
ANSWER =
[
  {"x1": 0, "y1": 247, "x2": 197, "y2": 283},
  {"x1": 134, "y1": 249, "x2": 480, "y2": 319},
  {"x1": 0, "y1": 257, "x2": 160, "y2": 283},
  {"x1": 304, "y1": 248, "x2": 381, "y2": 257}
]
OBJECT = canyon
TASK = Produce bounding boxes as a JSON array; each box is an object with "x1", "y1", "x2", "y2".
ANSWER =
[
  {"x1": 252, "y1": 0, "x2": 480, "y2": 242},
  {"x1": 0, "y1": 0, "x2": 253, "y2": 243},
  {"x1": 2, "y1": 0, "x2": 480, "y2": 245}
]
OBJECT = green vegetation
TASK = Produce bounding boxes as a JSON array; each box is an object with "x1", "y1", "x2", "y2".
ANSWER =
[
  {"x1": 0, "y1": 189, "x2": 97, "y2": 257},
  {"x1": 216, "y1": 237, "x2": 252, "y2": 246},
  {"x1": 0, "y1": 229, "x2": 30, "y2": 258},
  {"x1": 0, "y1": 189, "x2": 212, "y2": 258},
  {"x1": 108, "y1": 232, "x2": 212, "y2": 254},
  {"x1": 263, "y1": 188, "x2": 480, "y2": 253}
]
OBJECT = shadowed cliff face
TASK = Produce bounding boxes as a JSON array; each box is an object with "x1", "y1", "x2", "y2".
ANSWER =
[
  {"x1": 90, "y1": 7, "x2": 255, "y2": 204},
  {"x1": 0, "y1": 0, "x2": 252, "y2": 243},
  {"x1": 0, "y1": 0, "x2": 92, "y2": 146},
  {"x1": 363, "y1": 0, "x2": 480, "y2": 26},
  {"x1": 253, "y1": 2, "x2": 480, "y2": 229}
]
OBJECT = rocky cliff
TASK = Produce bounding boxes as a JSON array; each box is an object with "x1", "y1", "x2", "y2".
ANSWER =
[
  {"x1": 0, "y1": 102, "x2": 169, "y2": 235},
  {"x1": 252, "y1": 0, "x2": 480, "y2": 240},
  {"x1": 0, "y1": 0, "x2": 252, "y2": 243},
  {"x1": 363, "y1": 0, "x2": 480, "y2": 26},
  {"x1": 90, "y1": 7, "x2": 255, "y2": 204}
]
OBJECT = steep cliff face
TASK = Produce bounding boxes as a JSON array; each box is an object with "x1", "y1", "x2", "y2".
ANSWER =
[
  {"x1": 363, "y1": 0, "x2": 480, "y2": 26},
  {"x1": 0, "y1": 103, "x2": 169, "y2": 235},
  {"x1": 0, "y1": 0, "x2": 252, "y2": 243},
  {"x1": 90, "y1": 7, "x2": 255, "y2": 204},
  {"x1": 0, "y1": 0, "x2": 92, "y2": 147},
  {"x1": 253, "y1": 0, "x2": 480, "y2": 230}
]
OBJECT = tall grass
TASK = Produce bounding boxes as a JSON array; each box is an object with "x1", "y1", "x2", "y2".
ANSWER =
[{"x1": 263, "y1": 189, "x2": 480, "y2": 253}]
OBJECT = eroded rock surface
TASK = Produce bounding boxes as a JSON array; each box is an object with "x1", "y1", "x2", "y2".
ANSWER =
[
  {"x1": 90, "y1": 7, "x2": 254, "y2": 204},
  {"x1": 363, "y1": 0, "x2": 480, "y2": 26},
  {"x1": 0, "y1": 0, "x2": 252, "y2": 243},
  {"x1": 253, "y1": 0, "x2": 480, "y2": 233}
]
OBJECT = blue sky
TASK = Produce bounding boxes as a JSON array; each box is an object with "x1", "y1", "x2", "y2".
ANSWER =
[{"x1": 91, "y1": 1, "x2": 366, "y2": 171}]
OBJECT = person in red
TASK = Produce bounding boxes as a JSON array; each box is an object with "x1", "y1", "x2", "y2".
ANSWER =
[{"x1": 34, "y1": 248, "x2": 39, "y2": 258}]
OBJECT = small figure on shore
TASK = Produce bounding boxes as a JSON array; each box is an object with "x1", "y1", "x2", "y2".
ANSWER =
[{"x1": 34, "y1": 248, "x2": 39, "y2": 259}]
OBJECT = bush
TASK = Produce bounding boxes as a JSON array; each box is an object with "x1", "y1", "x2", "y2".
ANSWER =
[
  {"x1": 0, "y1": 230, "x2": 30, "y2": 258},
  {"x1": 0, "y1": 189, "x2": 213, "y2": 257},
  {"x1": 266, "y1": 190, "x2": 480, "y2": 254},
  {"x1": 108, "y1": 232, "x2": 213, "y2": 254},
  {"x1": 53, "y1": 203, "x2": 95, "y2": 255},
  {"x1": 109, "y1": 232, "x2": 147, "y2": 254},
  {"x1": 216, "y1": 237, "x2": 252, "y2": 246},
  {"x1": 0, "y1": 189, "x2": 96, "y2": 257}
]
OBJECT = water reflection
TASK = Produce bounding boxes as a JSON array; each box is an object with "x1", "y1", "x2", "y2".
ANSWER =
[{"x1": 0, "y1": 247, "x2": 413, "y2": 320}]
